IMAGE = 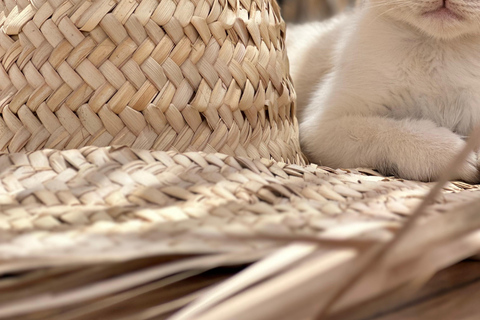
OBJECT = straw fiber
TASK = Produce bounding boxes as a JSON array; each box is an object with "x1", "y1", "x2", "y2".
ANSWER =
[
  {"x1": 0, "y1": 0, "x2": 302, "y2": 163},
  {"x1": 0, "y1": 147, "x2": 480, "y2": 319},
  {"x1": 1, "y1": 0, "x2": 480, "y2": 320},
  {"x1": 0, "y1": 146, "x2": 479, "y2": 260}
]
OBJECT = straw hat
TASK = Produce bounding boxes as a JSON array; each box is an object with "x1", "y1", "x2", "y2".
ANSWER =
[
  {"x1": 0, "y1": 0, "x2": 303, "y2": 163},
  {"x1": 0, "y1": 0, "x2": 479, "y2": 319}
]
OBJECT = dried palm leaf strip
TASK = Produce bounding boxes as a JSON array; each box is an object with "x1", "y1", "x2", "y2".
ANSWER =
[
  {"x1": 0, "y1": 147, "x2": 478, "y2": 265},
  {"x1": 172, "y1": 127, "x2": 480, "y2": 320},
  {"x1": 0, "y1": 250, "x2": 270, "y2": 319},
  {"x1": 178, "y1": 202, "x2": 480, "y2": 320},
  {"x1": 0, "y1": 146, "x2": 477, "y2": 318}
]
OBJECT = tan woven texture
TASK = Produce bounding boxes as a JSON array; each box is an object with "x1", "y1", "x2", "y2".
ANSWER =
[
  {"x1": 1, "y1": 1, "x2": 480, "y2": 319},
  {"x1": 0, "y1": 146, "x2": 479, "y2": 261},
  {"x1": 0, "y1": 0, "x2": 303, "y2": 164},
  {"x1": 0, "y1": 147, "x2": 480, "y2": 319}
]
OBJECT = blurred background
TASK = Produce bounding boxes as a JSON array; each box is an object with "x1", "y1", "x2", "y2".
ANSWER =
[{"x1": 279, "y1": 0, "x2": 357, "y2": 22}]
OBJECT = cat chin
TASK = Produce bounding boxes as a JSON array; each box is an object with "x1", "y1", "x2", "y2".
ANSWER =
[
  {"x1": 392, "y1": 14, "x2": 480, "y2": 40},
  {"x1": 412, "y1": 24, "x2": 475, "y2": 40},
  {"x1": 366, "y1": 2, "x2": 480, "y2": 40}
]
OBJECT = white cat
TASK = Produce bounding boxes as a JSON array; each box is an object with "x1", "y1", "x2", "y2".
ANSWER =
[{"x1": 287, "y1": 0, "x2": 480, "y2": 182}]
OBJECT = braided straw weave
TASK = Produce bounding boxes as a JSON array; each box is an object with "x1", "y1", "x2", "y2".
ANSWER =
[
  {"x1": 0, "y1": 0, "x2": 303, "y2": 164},
  {"x1": 1, "y1": 1, "x2": 480, "y2": 319},
  {"x1": 0, "y1": 146, "x2": 479, "y2": 259},
  {"x1": 0, "y1": 147, "x2": 480, "y2": 320}
]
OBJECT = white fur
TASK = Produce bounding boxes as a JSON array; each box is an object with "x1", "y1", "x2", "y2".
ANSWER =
[{"x1": 287, "y1": 0, "x2": 480, "y2": 182}]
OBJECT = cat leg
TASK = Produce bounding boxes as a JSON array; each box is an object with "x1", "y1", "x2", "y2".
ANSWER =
[{"x1": 300, "y1": 115, "x2": 479, "y2": 182}]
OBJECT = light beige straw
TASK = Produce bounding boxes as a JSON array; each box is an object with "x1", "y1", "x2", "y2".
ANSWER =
[
  {"x1": 0, "y1": 1, "x2": 479, "y2": 320},
  {"x1": 0, "y1": 0, "x2": 304, "y2": 164}
]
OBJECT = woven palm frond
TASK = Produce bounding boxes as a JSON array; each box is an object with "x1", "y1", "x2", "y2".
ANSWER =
[
  {"x1": 0, "y1": 0, "x2": 303, "y2": 164},
  {"x1": 0, "y1": 145, "x2": 479, "y2": 319},
  {"x1": 0, "y1": 0, "x2": 480, "y2": 319}
]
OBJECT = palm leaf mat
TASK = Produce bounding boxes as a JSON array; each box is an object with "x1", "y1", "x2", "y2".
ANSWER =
[
  {"x1": 0, "y1": 146, "x2": 480, "y2": 319},
  {"x1": 1, "y1": 0, "x2": 480, "y2": 318}
]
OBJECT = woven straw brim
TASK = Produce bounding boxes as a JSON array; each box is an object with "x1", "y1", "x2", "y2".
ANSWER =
[{"x1": 0, "y1": 146, "x2": 480, "y2": 319}]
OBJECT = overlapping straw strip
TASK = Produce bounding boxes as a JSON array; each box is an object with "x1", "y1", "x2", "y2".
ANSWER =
[
  {"x1": 0, "y1": 129, "x2": 477, "y2": 319},
  {"x1": 0, "y1": 149, "x2": 479, "y2": 319},
  {"x1": 0, "y1": 146, "x2": 479, "y2": 262},
  {"x1": 0, "y1": 0, "x2": 480, "y2": 319},
  {"x1": 0, "y1": 0, "x2": 303, "y2": 164}
]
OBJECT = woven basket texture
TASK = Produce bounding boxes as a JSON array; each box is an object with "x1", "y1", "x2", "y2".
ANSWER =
[
  {"x1": 1, "y1": 147, "x2": 480, "y2": 319},
  {"x1": 0, "y1": 146, "x2": 478, "y2": 259},
  {"x1": 0, "y1": 0, "x2": 303, "y2": 164},
  {"x1": 1, "y1": 1, "x2": 480, "y2": 319}
]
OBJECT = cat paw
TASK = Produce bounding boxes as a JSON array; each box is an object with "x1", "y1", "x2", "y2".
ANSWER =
[
  {"x1": 395, "y1": 134, "x2": 480, "y2": 184},
  {"x1": 455, "y1": 152, "x2": 480, "y2": 184}
]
